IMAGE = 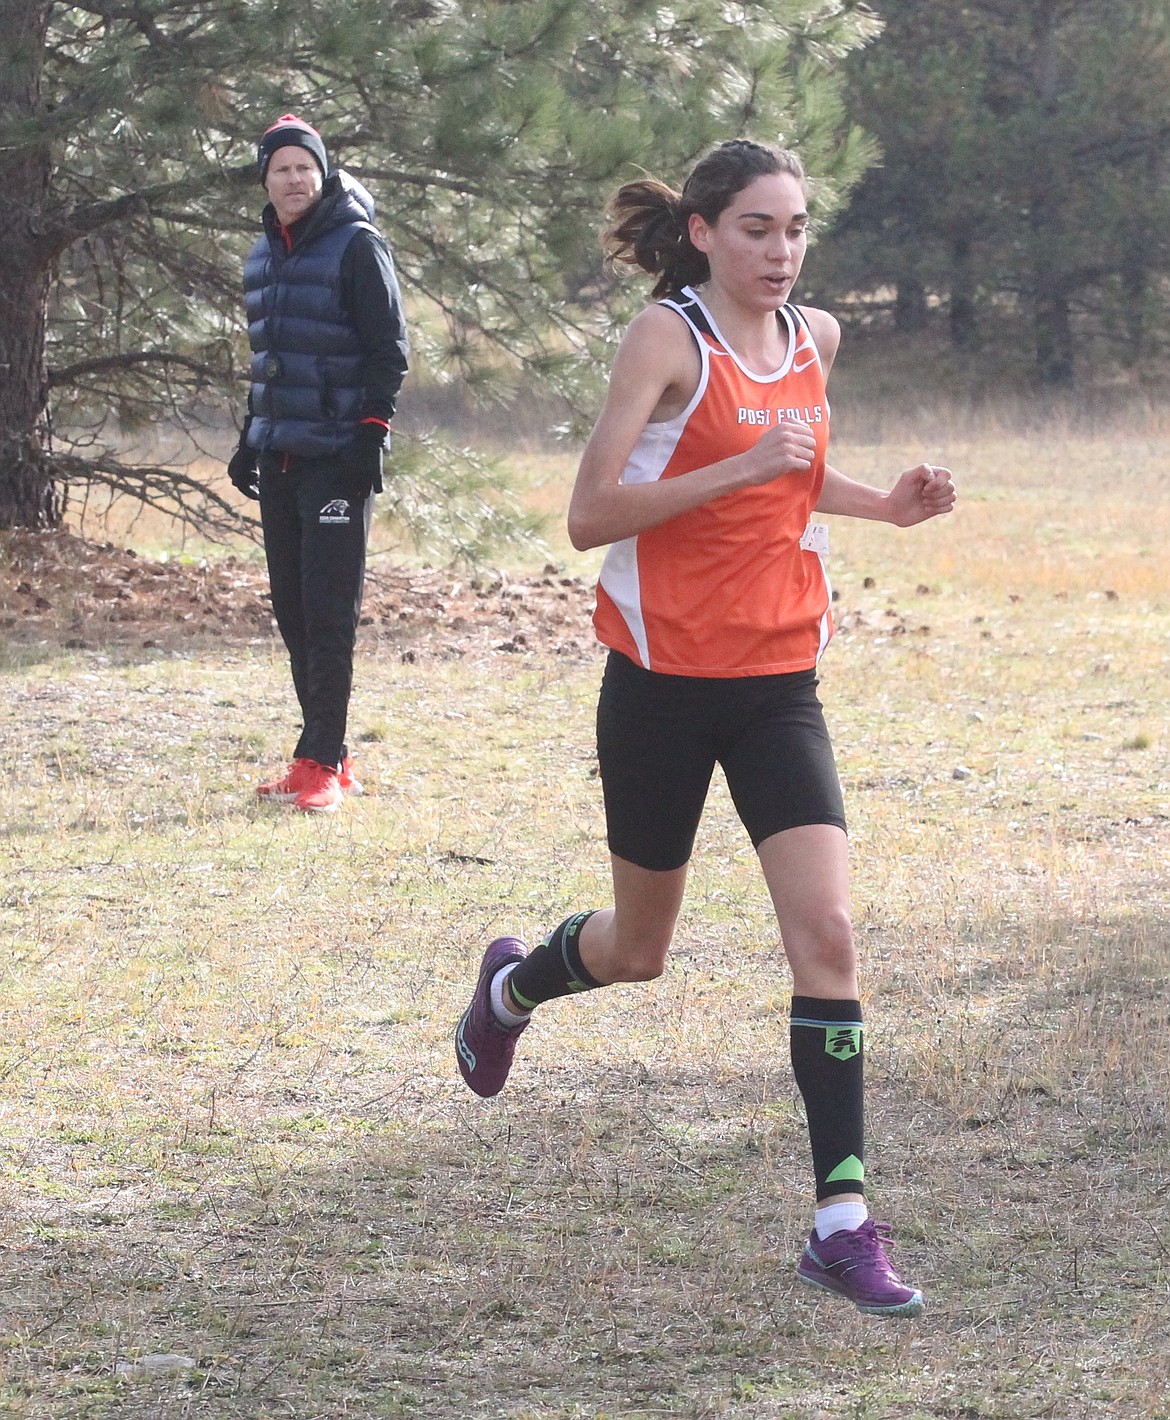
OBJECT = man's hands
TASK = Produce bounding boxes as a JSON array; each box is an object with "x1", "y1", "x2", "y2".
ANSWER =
[
  {"x1": 342, "y1": 422, "x2": 387, "y2": 503},
  {"x1": 884, "y1": 464, "x2": 957, "y2": 527},
  {"x1": 227, "y1": 421, "x2": 390, "y2": 506},
  {"x1": 227, "y1": 428, "x2": 259, "y2": 500}
]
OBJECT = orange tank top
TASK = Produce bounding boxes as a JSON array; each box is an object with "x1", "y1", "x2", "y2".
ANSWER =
[{"x1": 593, "y1": 287, "x2": 833, "y2": 677}]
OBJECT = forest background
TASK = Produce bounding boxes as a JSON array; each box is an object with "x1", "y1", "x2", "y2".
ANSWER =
[{"x1": 3, "y1": 0, "x2": 1170, "y2": 539}]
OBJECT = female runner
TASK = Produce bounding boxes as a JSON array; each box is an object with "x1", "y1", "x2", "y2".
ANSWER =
[{"x1": 455, "y1": 139, "x2": 955, "y2": 1317}]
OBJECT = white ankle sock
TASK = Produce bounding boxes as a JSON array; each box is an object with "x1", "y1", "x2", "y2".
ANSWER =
[
  {"x1": 489, "y1": 962, "x2": 530, "y2": 1027},
  {"x1": 814, "y1": 1201, "x2": 869, "y2": 1240}
]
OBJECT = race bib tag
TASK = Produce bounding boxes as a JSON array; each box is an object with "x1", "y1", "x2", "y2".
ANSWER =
[{"x1": 799, "y1": 522, "x2": 830, "y2": 555}]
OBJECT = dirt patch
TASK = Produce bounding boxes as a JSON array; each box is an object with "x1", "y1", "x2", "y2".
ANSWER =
[{"x1": 0, "y1": 528, "x2": 601, "y2": 661}]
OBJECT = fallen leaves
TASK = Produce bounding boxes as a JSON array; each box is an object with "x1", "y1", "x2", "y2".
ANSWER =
[{"x1": 0, "y1": 531, "x2": 600, "y2": 662}]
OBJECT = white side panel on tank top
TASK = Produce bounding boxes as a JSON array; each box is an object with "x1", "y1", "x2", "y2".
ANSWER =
[
  {"x1": 596, "y1": 325, "x2": 712, "y2": 668},
  {"x1": 815, "y1": 563, "x2": 833, "y2": 661}
]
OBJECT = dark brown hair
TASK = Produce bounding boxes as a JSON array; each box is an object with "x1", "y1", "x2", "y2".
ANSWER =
[{"x1": 602, "y1": 140, "x2": 806, "y2": 300}]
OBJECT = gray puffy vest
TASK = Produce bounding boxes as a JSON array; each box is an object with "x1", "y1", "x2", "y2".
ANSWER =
[{"x1": 244, "y1": 180, "x2": 375, "y2": 458}]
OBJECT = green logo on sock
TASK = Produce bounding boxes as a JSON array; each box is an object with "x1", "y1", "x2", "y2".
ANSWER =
[
  {"x1": 826, "y1": 1154, "x2": 865, "y2": 1185},
  {"x1": 825, "y1": 1025, "x2": 861, "y2": 1060}
]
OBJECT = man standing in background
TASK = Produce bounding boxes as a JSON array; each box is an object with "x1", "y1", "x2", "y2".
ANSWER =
[{"x1": 228, "y1": 114, "x2": 409, "y2": 813}]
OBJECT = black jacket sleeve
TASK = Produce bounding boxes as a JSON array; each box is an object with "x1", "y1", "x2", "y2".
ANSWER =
[{"x1": 340, "y1": 228, "x2": 410, "y2": 424}]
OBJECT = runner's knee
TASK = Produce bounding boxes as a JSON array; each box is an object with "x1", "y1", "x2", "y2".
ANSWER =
[
  {"x1": 606, "y1": 925, "x2": 673, "y2": 982},
  {"x1": 796, "y1": 906, "x2": 856, "y2": 977}
]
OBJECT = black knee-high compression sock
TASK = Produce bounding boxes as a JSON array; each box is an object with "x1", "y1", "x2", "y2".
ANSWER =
[
  {"x1": 507, "y1": 911, "x2": 603, "y2": 1010},
  {"x1": 790, "y1": 996, "x2": 865, "y2": 1201}
]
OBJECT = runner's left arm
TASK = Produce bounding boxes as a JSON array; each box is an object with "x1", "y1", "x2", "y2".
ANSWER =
[{"x1": 816, "y1": 463, "x2": 956, "y2": 524}]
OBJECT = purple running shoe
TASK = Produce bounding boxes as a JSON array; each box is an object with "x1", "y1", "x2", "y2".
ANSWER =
[
  {"x1": 454, "y1": 937, "x2": 529, "y2": 1097},
  {"x1": 797, "y1": 1219, "x2": 925, "y2": 1317}
]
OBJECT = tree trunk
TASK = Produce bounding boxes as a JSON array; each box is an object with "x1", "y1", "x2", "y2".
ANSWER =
[
  {"x1": 893, "y1": 275, "x2": 927, "y2": 333},
  {"x1": 0, "y1": 0, "x2": 61, "y2": 529},
  {"x1": 949, "y1": 236, "x2": 976, "y2": 350},
  {"x1": 1120, "y1": 249, "x2": 1146, "y2": 369},
  {"x1": 1035, "y1": 283, "x2": 1073, "y2": 387},
  {"x1": 1027, "y1": 5, "x2": 1073, "y2": 388}
]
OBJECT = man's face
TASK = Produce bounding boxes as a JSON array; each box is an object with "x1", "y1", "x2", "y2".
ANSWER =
[{"x1": 266, "y1": 148, "x2": 324, "y2": 226}]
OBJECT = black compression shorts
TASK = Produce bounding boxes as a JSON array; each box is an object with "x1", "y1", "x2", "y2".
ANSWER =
[{"x1": 596, "y1": 651, "x2": 847, "y2": 872}]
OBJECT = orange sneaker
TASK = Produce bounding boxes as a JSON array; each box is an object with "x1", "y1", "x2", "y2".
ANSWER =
[
  {"x1": 337, "y1": 756, "x2": 364, "y2": 796},
  {"x1": 293, "y1": 761, "x2": 343, "y2": 814},
  {"x1": 257, "y1": 758, "x2": 316, "y2": 803}
]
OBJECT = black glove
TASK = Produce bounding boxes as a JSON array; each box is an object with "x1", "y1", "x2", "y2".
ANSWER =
[
  {"x1": 227, "y1": 426, "x2": 260, "y2": 500},
  {"x1": 342, "y1": 422, "x2": 387, "y2": 503}
]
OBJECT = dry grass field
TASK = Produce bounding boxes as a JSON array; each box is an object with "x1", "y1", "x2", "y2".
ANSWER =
[{"x1": 0, "y1": 398, "x2": 1167, "y2": 1418}]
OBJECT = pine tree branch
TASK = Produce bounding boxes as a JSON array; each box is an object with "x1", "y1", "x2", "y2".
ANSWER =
[
  {"x1": 62, "y1": 0, "x2": 220, "y2": 47},
  {"x1": 51, "y1": 451, "x2": 260, "y2": 545},
  {"x1": 39, "y1": 166, "x2": 254, "y2": 259},
  {"x1": 1072, "y1": 121, "x2": 1170, "y2": 166},
  {"x1": 340, "y1": 166, "x2": 493, "y2": 199},
  {"x1": 47, "y1": 351, "x2": 224, "y2": 388}
]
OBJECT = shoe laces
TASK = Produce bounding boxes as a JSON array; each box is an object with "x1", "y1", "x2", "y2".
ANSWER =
[
  {"x1": 302, "y1": 761, "x2": 339, "y2": 791},
  {"x1": 846, "y1": 1219, "x2": 898, "y2": 1268}
]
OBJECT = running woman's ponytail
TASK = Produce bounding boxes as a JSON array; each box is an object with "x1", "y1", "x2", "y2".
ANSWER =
[
  {"x1": 602, "y1": 179, "x2": 697, "y2": 300},
  {"x1": 602, "y1": 139, "x2": 807, "y2": 300}
]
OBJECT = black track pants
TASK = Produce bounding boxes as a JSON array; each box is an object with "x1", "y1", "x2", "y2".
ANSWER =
[{"x1": 258, "y1": 455, "x2": 373, "y2": 769}]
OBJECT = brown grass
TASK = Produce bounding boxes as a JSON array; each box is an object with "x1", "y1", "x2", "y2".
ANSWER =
[{"x1": 0, "y1": 400, "x2": 1168, "y2": 1418}]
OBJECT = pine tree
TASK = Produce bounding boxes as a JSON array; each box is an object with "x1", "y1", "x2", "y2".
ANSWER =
[
  {"x1": 0, "y1": 0, "x2": 878, "y2": 537},
  {"x1": 810, "y1": 0, "x2": 1170, "y2": 385}
]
